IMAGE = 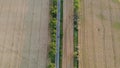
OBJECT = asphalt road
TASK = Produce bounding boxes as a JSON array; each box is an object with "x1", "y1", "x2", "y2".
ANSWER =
[{"x1": 56, "y1": 0, "x2": 61, "y2": 68}]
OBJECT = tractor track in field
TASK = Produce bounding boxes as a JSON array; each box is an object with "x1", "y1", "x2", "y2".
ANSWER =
[
  {"x1": 107, "y1": 0, "x2": 116, "y2": 67},
  {"x1": 100, "y1": 0, "x2": 106, "y2": 67}
]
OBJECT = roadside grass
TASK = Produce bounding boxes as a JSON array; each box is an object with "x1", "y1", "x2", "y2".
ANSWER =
[{"x1": 113, "y1": 21, "x2": 120, "y2": 30}]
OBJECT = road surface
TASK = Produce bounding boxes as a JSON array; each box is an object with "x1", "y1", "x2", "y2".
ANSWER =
[
  {"x1": 62, "y1": 0, "x2": 74, "y2": 68},
  {"x1": 56, "y1": 0, "x2": 61, "y2": 68},
  {"x1": 78, "y1": 0, "x2": 120, "y2": 68},
  {"x1": 0, "y1": 0, "x2": 49, "y2": 68}
]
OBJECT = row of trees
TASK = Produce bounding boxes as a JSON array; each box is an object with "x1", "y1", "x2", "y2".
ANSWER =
[{"x1": 48, "y1": 0, "x2": 57, "y2": 68}]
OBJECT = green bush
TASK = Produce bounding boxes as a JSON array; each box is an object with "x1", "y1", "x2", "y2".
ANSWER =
[
  {"x1": 48, "y1": 63, "x2": 55, "y2": 68},
  {"x1": 74, "y1": 0, "x2": 80, "y2": 13}
]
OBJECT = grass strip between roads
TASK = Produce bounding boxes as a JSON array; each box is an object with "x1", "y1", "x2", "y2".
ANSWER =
[
  {"x1": 48, "y1": 0, "x2": 57, "y2": 68},
  {"x1": 74, "y1": 0, "x2": 80, "y2": 68}
]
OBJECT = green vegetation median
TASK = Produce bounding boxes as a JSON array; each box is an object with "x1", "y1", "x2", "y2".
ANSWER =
[
  {"x1": 74, "y1": 0, "x2": 80, "y2": 68},
  {"x1": 48, "y1": 0, "x2": 57, "y2": 68}
]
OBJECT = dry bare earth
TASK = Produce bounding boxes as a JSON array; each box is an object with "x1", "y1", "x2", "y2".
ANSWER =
[
  {"x1": 62, "y1": 0, "x2": 74, "y2": 68},
  {"x1": 78, "y1": 0, "x2": 120, "y2": 68},
  {"x1": 0, "y1": 0, "x2": 49, "y2": 68}
]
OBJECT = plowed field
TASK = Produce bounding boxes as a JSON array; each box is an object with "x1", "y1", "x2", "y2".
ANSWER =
[
  {"x1": 0, "y1": 0, "x2": 49, "y2": 68},
  {"x1": 79, "y1": 0, "x2": 120, "y2": 68}
]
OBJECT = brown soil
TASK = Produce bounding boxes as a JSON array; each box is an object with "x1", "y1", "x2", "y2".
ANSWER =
[
  {"x1": 0, "y1": 0, "x2": 49, "y2": 68},
  {"x1": 78, "y1": 0, "x2": 120, "y2": 68},
  {"x1": 62, "y1": 0, "x2": 74, "y2": 68}
]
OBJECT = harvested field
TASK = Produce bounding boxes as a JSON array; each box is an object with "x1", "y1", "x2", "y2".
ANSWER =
[
  {"x1": 62, "y1": 0, "x2": 74, "y2": 68},
  {"x1": 0, "y1": 0, "x2": 49, "y2": 68},
  {"x1": 78, "y1": 0, "x2": 120, "y2": 68}
]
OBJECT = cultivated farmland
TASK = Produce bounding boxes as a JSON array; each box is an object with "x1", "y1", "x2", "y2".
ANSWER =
[
  {"x1": 0, "y1": 0, "x2": 49, "y2": 68},
  {"x1": 78, "y1": 0, "x2": 120, "y2": 68}
]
